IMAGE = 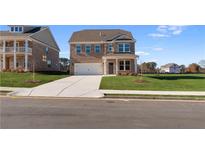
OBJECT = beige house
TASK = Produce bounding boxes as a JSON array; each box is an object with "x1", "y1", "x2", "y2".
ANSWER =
[
  {"x1": 0, "y1": 25, "x2": 60, "y2": 72},
  {"x1": 69, "y1": 29, "x2": 137, "y2": 75}
]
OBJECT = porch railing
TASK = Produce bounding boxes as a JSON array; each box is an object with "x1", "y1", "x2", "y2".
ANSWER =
[{"x1": 0, "y1": 47, "x2": 32, "y2": 53}]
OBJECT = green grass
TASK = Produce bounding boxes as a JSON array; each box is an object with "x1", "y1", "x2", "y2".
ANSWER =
[
  {"x1": 0, "y1": 72, "x2": 68, "y2": 88},
  {"x1": 100, "y1": 74, "x2": 205, "y2": 91}
]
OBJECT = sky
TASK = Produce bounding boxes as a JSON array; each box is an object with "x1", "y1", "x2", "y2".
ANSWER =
[{"x1": 1, "y1": 25, "x2": 205, "y2": 67}]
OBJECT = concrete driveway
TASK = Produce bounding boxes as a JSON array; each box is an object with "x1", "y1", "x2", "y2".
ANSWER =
[{"x1": 12, "y1": 76, "x2": 103, "y2": 98}]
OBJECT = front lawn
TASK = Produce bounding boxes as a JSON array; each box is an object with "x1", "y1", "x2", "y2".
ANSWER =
[
  {"x1": 100, "y1": 74, "x2": 205, "y2": 91},
  {"x1": 0, "y1": 72, "x2": 69, "y2": 88}
]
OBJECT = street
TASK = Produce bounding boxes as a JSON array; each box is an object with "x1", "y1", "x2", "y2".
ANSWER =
[{"x1": 1, "y1": 96, "x2": 205, "y2": 128}]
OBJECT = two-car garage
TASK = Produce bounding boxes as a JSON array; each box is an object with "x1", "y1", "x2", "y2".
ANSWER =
[{"x1": 74, "y1": 63, "x2": 103, "y2": 75}]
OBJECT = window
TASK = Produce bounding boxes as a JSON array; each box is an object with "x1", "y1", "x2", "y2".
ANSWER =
[
  {"x1": 125, "y1": 44, "x2": 130, "y2": 52},
  {"x1": 15, "y1": 27, "x2": 18, "y2": 32},
  {"x1": 76, "y1": 44, "x2": 81, "y2": 54},
  {"x1": 119, "y1": 61, "x2": 124, "y2": 70},
  {"x1": 95, "y1": 45, "x2": 101, "y2": 53},
  {"x1": 119, "y1": 44, "x2": 124, "y2": 52},
  {"x1": 85, "y1": 45, "x2": 91, "y2": 55},
  {"x1": 47, "y1": 60, "x2": 52, "y2": 67},
  {"x1": 118, "y1": 43, "x2": 130, "y2": 52},
  {"x1": 119, "y1": 60, "x2": 131, "y2": 70},
  {"x1": 125, "y1": 61, "x2": 130, "y2": 70},
  {"x1": 11, "y1": 27, "x2": 14, "y2": 32},
  {"x1": 45, "y1": 47, "x2": 49, "y2": 53},
  {"x1": 42, "y1": 55, "x2": 47, "y2": 62},
  {"x1": 19, "y1": 27, "x2": 23, "y2": 32},
  {"x1": 108, "y1": 44, "x2": 113, "y2": 52}
]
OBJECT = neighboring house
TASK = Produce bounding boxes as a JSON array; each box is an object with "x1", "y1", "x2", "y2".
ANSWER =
[
  {"x1": 59, "y1": 58, "x2": 70, "y2": 72},
  {"x1": 0, "y1": 25, "x2": 60, "y2": 72},
  {"x1": 160, "y1": 63, "x2": 180, "y2": 73},
  {"x1": 69, "y1": 29, "x2": 137, "y2": 75}
]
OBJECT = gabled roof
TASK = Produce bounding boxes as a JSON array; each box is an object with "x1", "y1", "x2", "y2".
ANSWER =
[
  {"x1": 161, "y1": 63, "x2": 179, "y2": 68},
  {"x1": 0, "y1": 26, "x2": 60, "y2": 51},
  {"x1": 69, "y1": 29, "x2": 134, "y2": 42},
  {"x1": 29, "y1": 27, "x2": 60, "y2": 51}
]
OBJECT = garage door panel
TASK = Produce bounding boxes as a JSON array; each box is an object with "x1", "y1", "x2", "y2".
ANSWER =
[{"x1": 74, "y1": 63, "x2": 103, "y2": 75}]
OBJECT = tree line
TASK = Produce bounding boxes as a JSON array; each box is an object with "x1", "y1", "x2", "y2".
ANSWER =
[{"x1": 138, "y1": 60, "x2": 205, "y2": 74}]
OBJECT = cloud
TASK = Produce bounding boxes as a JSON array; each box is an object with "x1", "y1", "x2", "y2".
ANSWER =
[
  {"x1": 136, "y1": 51, "x2": 150, "y2": 56},
  {"x1": 152, "y1": 47, "x2": 164, "y2": 51},
  {"x1": 148, "y1": 33, "x2": 169, "y2": 38},
  {"x1": 149, "y1": 25, "x2": 186, "y2": 38}
]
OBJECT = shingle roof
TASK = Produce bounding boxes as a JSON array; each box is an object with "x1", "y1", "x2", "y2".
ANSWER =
[
  {"x1": 0, "y1": 26, "x2": 59, "y2": 51},
  {"x1": 0, "y1": 31, "x2": 30, "y2": 36},
  {"x1": 161, "y1": 63, "x2": 179, "y2": 68},
  {"x1": 69, "y1": 29, "x2": 134, "y2": 42}
]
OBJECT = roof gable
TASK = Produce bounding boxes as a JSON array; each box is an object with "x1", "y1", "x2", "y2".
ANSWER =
[
  {"x1": 69, "y1": 29, "x2": 134, "y2": 42},
  {"x1": 30, "y1": 27, "x2": 60, "y2": 51}
]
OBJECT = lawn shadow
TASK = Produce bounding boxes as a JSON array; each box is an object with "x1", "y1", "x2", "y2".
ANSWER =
[{"x1": 148, "y1": 75, "x2": 205, "y2": 80}]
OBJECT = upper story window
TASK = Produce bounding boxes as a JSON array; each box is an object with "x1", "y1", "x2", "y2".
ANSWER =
[
  {"x1": 125, "y1": 44, "x2": 130, "y2": 52},
  {"x1": 45, "y1": 47, "x2": 49, "y2": 54},
  {"x1": 76, "y1": 44, "x2": 81, "y2": 54},
  {"x1": 85, "y1": 45, "x2": 91, "y2": 55},
  {"x1": 95, "y1": 45, "x2": 101, "y2": 53},
  {"x1": 10, "y1": 26, "x2": 23, "y2": 32},
  {"x1": 108, "y1": 44, "x2": 113, "y2": 52},
  {"x1": 119, "y1": 44, "x2": 124, "y2": 52},
  {"x1": 15, "y1": 27, "x2": 18, "y2": 32},
  {"x1": 118, "y1": 43, "x2": 130, "y2": 52},
  {"x1": 19, "y1": 27, "x2": 23, "y2": 32},
  {"x1": 11, "y1": 27, "x2": 14, "y2": 32}
]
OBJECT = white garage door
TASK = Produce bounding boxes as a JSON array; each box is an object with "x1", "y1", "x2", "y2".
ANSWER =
[{"x1": 74, "y1": 63, "x2": 103, "y2": 75}]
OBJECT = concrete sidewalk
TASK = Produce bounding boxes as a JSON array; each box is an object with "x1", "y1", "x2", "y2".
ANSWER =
[
  {"x1": 7, "y1": 76, "x2": 103, "y2": 98},
  {"x1": 100, "y1": 90, "x2": 205, "y2": 96}
]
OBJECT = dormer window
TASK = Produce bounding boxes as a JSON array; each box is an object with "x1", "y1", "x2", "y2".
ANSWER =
[
  {"x1": 10, "y1": 26, "x2": 23, "y2": 32},
  {"x1": 15, "y1": 27, "x2": 18, "y2": 32},
  {"x1": 19, "y1": 27, "x2": 23, "y2": 32},
  {"x1": 11, "y1": 27, "x2": 14, "y2": 32}
]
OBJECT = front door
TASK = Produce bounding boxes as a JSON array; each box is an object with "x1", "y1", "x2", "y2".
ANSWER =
[{"x1": 108, "y1": 62, "x2": 114, "y2": 74}]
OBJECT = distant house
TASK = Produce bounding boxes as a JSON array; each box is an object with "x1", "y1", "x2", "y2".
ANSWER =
[
  {"x1": 59, "y1": 58, "x2": 70, "y2": 72},
  {"x1": 160, "y1": 63, "x2": 180, "y2": 73},
  {"x1": 69, "y1": 29, "x2": 137, "y2": 75},
  {"x1": 0, "y1": 25, "x2": 60, "y2": 72}
]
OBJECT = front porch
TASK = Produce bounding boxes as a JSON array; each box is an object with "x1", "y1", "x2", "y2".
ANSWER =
[
  {"x1": 0, "y1": 55, "x2": 33, "y2": 72},
  {"x1": 102, "y1": 54, "x2": 137, "y2": 75},
  {"x1": 0, "y1": 39, "x2": 32, "y2": 72}
]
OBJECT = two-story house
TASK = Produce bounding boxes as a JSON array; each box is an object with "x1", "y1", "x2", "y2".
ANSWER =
[
  {"x1": 69, "y1": 29, "x2": 137, "y2": 75},
  {"x1": 0, "y1": 25, "x2": 60, "y2": 72},
  {"x1": 160, "y1": 63, "x2": 181, "y2": 73}
]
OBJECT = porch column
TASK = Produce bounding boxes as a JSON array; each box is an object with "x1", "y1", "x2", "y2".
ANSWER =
[
  {"x1": 24, "y1": 39, "x2": 28, "y2": 71},
  {"x1": 103, "y1": 58, "x2": 107, "y2": 75},
  {"x1": 134, "y1": 58, "x2": 137, "y2": 73},
  {"x1": 3, "y1": 40, "x2": 6, "y2": 70},
  {"x1": 13, "y1": 40, "x2": 16, "y2": 70},
  {"x1": 116, "y1": 58, "x2": 118, "y2": 75}
]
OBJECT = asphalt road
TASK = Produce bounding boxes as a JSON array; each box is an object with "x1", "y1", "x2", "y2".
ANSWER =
[{"x1": 1, "y1": 96, "x2": 205, "y2": 129}]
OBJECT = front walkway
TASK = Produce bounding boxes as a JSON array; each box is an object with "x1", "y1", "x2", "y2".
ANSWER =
[
  {"x1": 9, "y1": 76, "x2": 103, "y2": 98},
  {"x1": 100, "y1": 90, "x2": 205, "y2": 96}
]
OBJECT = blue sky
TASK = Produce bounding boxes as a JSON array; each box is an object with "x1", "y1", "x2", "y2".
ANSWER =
[{"x1": 1, "y1": 25, "x2": 204, "y2": 67}]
